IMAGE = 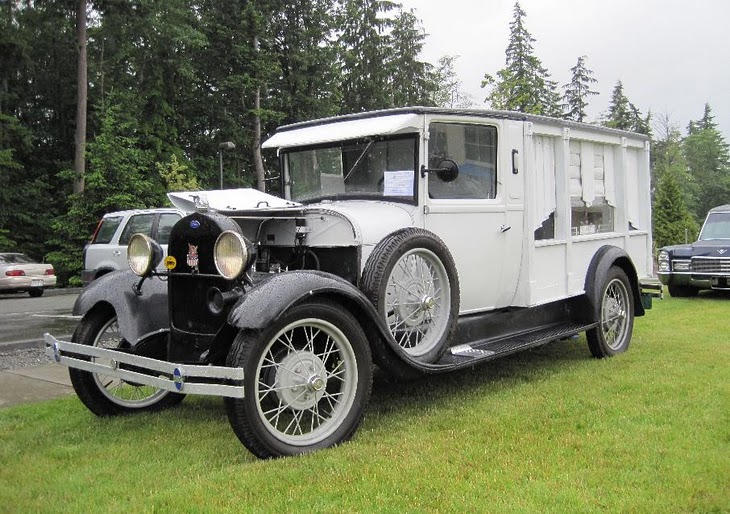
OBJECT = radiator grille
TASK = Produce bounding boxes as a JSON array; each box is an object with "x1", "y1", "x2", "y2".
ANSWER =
[{"x1": 691, "y1": 257, "x2": 730, "y2": 274}]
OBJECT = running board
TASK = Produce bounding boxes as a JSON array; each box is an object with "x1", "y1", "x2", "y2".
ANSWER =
[{"x1": 431, "y1": 321, "x2": 598, "y2": 370}]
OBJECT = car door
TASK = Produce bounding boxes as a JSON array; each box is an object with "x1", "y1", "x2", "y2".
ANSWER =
[{"x1": 423, "y1": 119, "x2": 524, "y2": 313}]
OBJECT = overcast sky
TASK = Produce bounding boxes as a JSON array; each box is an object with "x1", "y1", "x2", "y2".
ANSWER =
[{"x1": 399, "y1": 0, "x2": 730, "y2": 138}]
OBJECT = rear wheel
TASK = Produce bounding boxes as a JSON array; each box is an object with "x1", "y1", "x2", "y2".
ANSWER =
[
  {"x1": 69, "y1": 308, "x2": 184, "y2": 416},
  {"x1": 587, "y1": 267, "x2": 634, "y2": 358},
  {"x1": 225, "y1": 300, "x2": 372, "y2": 459}
]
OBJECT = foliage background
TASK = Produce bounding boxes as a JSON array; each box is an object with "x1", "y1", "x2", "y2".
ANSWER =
[{"x1": 1, "y1": 1, "x2": 728, "y2": 284}]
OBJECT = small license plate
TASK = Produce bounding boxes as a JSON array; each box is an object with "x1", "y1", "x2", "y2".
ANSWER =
[{"x1": 31, "y1": 279, "x2": 43, "y2": 288}]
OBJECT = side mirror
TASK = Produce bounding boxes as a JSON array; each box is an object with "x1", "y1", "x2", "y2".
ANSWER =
[{"x1": 420, "y1": 158, "x2": 459, "y2": 183}]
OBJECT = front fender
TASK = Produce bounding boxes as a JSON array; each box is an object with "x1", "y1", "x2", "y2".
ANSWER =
[
  {"x1": 228, "y1": 271, "x2": 381, "y2": 331},
  {"x1": 73, "y1": 270, "x2": 169, "y2": 344}
]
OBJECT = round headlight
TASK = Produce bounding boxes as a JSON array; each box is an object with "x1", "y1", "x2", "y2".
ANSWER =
[
  {"x1": 214, "y1": 231, "x2": 250, "y2": 280},
  {"x1": 658, "y1": 250, "x2": 669, "y2": 261},
  {"x1": 128, "y1": 233, "x2": 159, "y2": 276}
]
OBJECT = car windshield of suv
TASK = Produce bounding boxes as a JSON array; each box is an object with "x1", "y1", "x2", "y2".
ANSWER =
[
  {"x1": 284, "y1": 134, "x2": 418, "y2": 203},
  {"x1": 699, "y1": 212, "x2": 730, "y2": 240}
]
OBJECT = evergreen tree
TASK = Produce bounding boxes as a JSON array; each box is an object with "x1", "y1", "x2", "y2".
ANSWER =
[
  {"x1": 432, "y1": 55, "x2": 474, "y2": 108},
  {"x1": 562, "y1": 55, "x2": 597, "y2": 122},
  {"x1": 683, "y1": 103, "x2": 730, "y2": 219},
  {"x1": 337, "y1": 0, "x2": 398, "y2": 112},
  {"x1": 481, "y1": 2, "x2": 561, "y2": 116},
  {"x1": 604, "y1": 80, "x2": 651, "y2": 136},
  {"x1": 653, "y1": 168, "x2": 699, "y2": 249},
  {"x1": 387, "y1": 7, "x2": 436, "y2": 107}
]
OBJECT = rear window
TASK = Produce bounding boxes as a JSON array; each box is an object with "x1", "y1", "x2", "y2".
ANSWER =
[
  {"x1": 92, "y1": 216, "x2": 124, "y2": 244},
  {"x1": 157, "y1": 213, "x2": 181, "y2": 244}
]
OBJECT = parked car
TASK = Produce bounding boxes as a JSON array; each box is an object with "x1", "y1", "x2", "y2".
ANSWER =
[
  {"x1": 0, "y1": 253, "x2": 56, "y2": 297},
  {"x1": 47, "y1": 107, "x2": 660, "y2": 459},
  {"x1": 81, "y1": 208, "x2": 186, "y2": 286},
  {"x1": 658, "y1": 204, "x2": 730, "y2": 297}
]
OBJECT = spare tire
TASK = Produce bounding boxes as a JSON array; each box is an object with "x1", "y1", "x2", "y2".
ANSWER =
[{"x1": 361, "y1": 228, "x2": 459, "y2": 365}]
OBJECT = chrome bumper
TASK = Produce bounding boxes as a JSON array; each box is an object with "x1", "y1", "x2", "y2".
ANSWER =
[{"x1": 44, "y1": 333, "x2": 245, "y2": 398}]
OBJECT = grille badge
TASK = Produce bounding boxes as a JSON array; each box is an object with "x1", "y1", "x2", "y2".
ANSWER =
[
  {"x1": 718, "y1": 249, "x2": 727, "y2": 255},
  {"x1": 187, "y1": 243, "x2": 199, "y2": 272},
  {"x1": 190, "y1": 220, "x2": 201, "y2": 229}
]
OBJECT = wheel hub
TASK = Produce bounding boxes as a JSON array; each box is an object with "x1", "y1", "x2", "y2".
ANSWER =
[{"x1": 275, "y1": 352, "x2": 327, "y2": 410}]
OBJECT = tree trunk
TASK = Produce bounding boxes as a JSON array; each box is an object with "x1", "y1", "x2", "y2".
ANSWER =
[
  {"x1": 252, "y1": 34, "x2": 265, "y2": 192},
  {"x1": 73, "y1": 0, "x2": 88, "y2": 194}
]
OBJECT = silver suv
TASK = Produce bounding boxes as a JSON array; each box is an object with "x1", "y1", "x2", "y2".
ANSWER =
[{"x1": 81, "y1": 208, "x2": 186, "y2": 286}]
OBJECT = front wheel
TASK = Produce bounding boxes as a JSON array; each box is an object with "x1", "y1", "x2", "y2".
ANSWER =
[
  {"x1": 586, "y1": 267, "x2": 634, "y2": 358},
  {"x1": 68, "y1": 307, "x2": 184, "y2": 416},
  {"x1": 225, "y1": 300, "x2": 372, "y2": 459}
]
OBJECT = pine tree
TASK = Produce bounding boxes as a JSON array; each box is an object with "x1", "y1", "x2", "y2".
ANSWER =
[
  {"x1": 562, "y1": 55, "x2": 597, "y2": 122},
  {"x1": 683, "y1": 103, "x2": 730, "y2": 219},
  {"x1": 604, "y1": 80, "x2": 651, "y2": 136},
  {"x1": 387, "y1": 7, "x2": 435, "y2": 107},
  {"x1": 481, "y1": 2, "x2": 561, "y2": 116},
  {"x1": 432, "y1": 55, "x2": 474, "y2": 108},
  {"x1": 653, "y1": 169, "x2": 699, "y2": 249}
]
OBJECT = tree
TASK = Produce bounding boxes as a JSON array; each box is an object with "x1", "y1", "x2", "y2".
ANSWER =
[
  {"x1": 653, "y1": 169, "x2": 699, "y2": 249},
  {"x1": 562, "y1": 55, "x2": 597, "y2": 122},
  {"x1": 481, "y1": 2, "x2": 561, "y2": 116},
  {"x1": 73, "y1": 0, "x2": 87, "y2": 194},
  {"x1": 683, "y1": 103, "x2": 730, "y2": 219},
  {"x1": 604, "y1": 80, "x2": 651, "y2": 136},
  {"x1": 432, "y1": 55, "x2": 474, "y2": 108},
  {"x1": 387, "y1": 7, "x2": 435, "y2": 107},
  {"x1": 337, "y1": 0, "x2": 398, "y2": 112}
]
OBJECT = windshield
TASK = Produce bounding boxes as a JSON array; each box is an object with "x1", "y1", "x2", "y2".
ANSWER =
[
  {"x1": 284, "y1": 134, "x2": 418, "y2": 203},
  {"x1": 699, "y1": 211, "x2": 730, "y2": 240}
]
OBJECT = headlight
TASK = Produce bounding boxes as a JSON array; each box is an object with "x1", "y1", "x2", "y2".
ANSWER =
[
  {"x1": 214, "y1": 231, "x2": 250, "y2": 280},
  {"x1": 658, "y1": 250, "x2": 669, "y2": 261},
  {"x1": 128, "y1": 233, "x2": 163, "y2": 276},
  {"x1": 658, "y1": 261, "x2": 670, "y2": 272}
]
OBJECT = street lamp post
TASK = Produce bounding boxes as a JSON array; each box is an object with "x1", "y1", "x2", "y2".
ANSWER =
[{"x1": 218, "y1": 141, "x2": 236, "y2": 189}]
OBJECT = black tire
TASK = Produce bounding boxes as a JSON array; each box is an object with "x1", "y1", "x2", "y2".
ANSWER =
[
  {"x1": 361, "y1": 228, "x2": 459, "y2": 365},
  {"x1": 224, "y1": 300, "x2": 372, "y2": 459},
  {"x1": 668, "y1": 285, "x2": 699, "y2": 298},
  {"x1": 28, "y1": 288, "x2": 43, "y2": 298},
  {"x1": 69, "y1": 307, "x2": 185, "y2": 416},
  {"x1": 586, "y1": 267, "x2": 635, "y2": 358}
]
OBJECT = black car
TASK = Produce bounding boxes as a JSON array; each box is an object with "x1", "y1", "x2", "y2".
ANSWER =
[{"x1": 658, "y1": 204, "x2": 730, "y2": 297}]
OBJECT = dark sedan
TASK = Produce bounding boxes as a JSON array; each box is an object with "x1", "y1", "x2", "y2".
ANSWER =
[{"x1": 658, "y1": 205, "x2": 730, "y2": 297}]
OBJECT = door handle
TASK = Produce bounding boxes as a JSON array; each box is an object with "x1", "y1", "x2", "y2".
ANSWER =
[
  {"x1": 500, "y1": 225, "x2": 511, "y2": 233},
  {"x1": 113, "y1": 250, "x2": 122, "y2": 256}
]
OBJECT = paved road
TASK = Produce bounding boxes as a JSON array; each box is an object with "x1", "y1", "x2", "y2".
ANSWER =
[{"x1": 0, "y1": 289, "x2": 81, "y2": 349}]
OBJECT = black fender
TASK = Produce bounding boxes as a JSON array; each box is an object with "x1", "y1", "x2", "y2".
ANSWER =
[
  {"x1": 72, "y1": 270, "x2": 169, "y2": 345},
  {"x1": 584, "y1": 245, "x2": 645, "y2": 319},
  {"x1": 221, "y1": 270, "x2": 438, "y2": 375}
]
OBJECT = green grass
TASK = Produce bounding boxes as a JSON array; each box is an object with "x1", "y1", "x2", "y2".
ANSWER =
[{"x1": 1, "y1": 293, "x2": 728, "y2": 513}]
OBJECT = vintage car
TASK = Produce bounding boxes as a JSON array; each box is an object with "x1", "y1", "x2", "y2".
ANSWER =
[
  {"x1": 657, "y1": 204, "x2": 730, "y2": 296},
  {"x1": 46, "y1": 107, "x2": 659, "y2": 459}
]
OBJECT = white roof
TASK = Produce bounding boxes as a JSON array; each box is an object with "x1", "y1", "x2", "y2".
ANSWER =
[{"x1": 262, "y1": 113, "x2": 422, "y2": 149}]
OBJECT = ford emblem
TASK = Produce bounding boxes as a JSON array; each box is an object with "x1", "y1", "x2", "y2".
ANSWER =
[{"x1": 190, "y1": 220, "x2": 201, "y2": 229}]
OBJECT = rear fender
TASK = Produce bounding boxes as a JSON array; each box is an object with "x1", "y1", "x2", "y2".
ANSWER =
[
  {"x1": 73, "y1": 270, "x2": 169, "y2": 345},
  {"x1": 584, "y1": 245, "x2": 644, "y2": 318}
]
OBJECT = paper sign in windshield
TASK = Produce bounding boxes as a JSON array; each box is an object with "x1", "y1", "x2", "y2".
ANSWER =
[{"x1": 383, "y1": 170, "x2": 414, "y2": 197}]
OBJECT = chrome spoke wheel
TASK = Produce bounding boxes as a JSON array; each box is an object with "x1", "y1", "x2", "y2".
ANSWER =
[
  {"x1": 384, "y1": 248, "x2": 450, "y2": 357},
  {"x1": 91, "y1": 316, "x2": 168, "y2": 408},
  {"x1": 255, "y1": 318, "x2": 359, "y2": 446},
  {"x1": 599, "y1": 278, "x2": 629, "y2": 351}
]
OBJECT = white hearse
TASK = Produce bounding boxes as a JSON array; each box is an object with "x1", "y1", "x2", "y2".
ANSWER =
[{"x1": 46, "y1": 107, "x2": 659, "y2": 459}]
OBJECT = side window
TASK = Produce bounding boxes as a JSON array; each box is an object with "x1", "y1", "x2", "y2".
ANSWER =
[
  {"x1": 569, "y1": 141, "x2": 615, "y2": 236},
  {"x1": 119, "y1": 214, "x2": 155, "y2": 245},
  {"x1": 92, "y1": 216, "x2": 124, "y2": 244},
  {"x1": 428, "y1": 123, "x2": 497, "y2": 200},
  {"x1": 156, "y1": 213, "x2": 181, "y2": 244}
]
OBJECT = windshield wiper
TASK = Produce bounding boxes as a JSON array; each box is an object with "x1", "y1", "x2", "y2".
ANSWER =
[{"x1": 343, "y1": 140, "x2": 374, "y2": 182}]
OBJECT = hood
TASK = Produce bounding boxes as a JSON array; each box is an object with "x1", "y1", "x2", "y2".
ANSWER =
[
  {"x1": 667, "y1": 239, "x2": 730, "y2": 258},
  {"x1": 167, "y1": 188, "x2": 300, "y2": 212},
  {"x1": 307, "y1": 200, "x2": 418, "y2": 247}
]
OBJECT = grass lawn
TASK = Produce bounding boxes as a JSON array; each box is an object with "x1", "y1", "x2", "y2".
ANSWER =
[{"x1": 1, "y1": 293, "x2": 728, "y2": 513}]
